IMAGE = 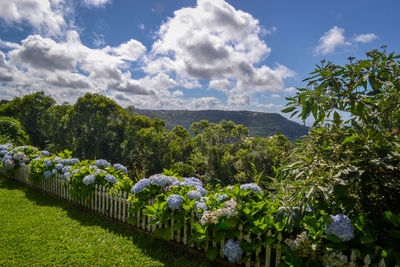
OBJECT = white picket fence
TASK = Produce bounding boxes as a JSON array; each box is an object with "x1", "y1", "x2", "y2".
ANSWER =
[{"x1": 10, "y1": 165, "x2": 386, "y2": 267}]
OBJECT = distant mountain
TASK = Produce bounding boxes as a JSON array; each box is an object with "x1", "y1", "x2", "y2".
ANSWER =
[{"x1": 132, "y1": 109, "x2": 309, "y2": 141}]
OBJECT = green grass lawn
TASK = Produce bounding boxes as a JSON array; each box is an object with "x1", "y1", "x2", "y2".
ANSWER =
[{"x1": 0, "y1": 176, "x2": 217, "y2": 266}]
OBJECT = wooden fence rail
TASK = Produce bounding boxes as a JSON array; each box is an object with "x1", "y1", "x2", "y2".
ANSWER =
[{"x1": 10, "y1": 165, "x2": 385, "y2": 267}]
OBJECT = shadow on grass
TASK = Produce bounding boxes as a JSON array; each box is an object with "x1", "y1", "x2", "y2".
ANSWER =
[{"x1": 0, "y1": 177, "x2": 224, "y2": 267}]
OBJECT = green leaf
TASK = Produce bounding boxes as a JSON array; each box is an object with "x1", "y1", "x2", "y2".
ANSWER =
[
  {"x1": 206, "y1": 247, "x2": 219, "y2": 261},
  {"x1": 341, "y1": 135, "x2": 360, "y2": 145},
  {"x1": 325, "y1": 234, "x2": 342, "y2": 243}
]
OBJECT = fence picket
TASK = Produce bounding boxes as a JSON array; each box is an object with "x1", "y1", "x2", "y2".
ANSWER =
[
  {"x1": 122, "y1": 192, "x2": 127, "y2": 222},
  {"x1": 364, "y1": 254, "x2": 371, "y2": 266},
  {"x1": 275, "y1": 233, "x2": 282, "y2": 266},
  {"x1": 265, "y1": 230, "x2": 272, "y2": 267}
]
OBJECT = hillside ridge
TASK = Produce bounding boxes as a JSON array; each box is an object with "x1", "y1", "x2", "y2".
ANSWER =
[{"x1": 132, "y1": 109, "x2": 309, "y2": 141}]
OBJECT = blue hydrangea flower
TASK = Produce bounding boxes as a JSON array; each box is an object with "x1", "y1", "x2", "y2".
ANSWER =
[
  {"x1": 89, "y1": 165, "x2": 98, "y2": 170},
  {"x1": 3, "y1": 158, "x2": 15, "y2": 170},
  {"x1": 131, "y1": 178, "x2": 150, "y2": 194},
  {"x1": 52, "y1": 169, "x2": 58, "y2": 175},
  {"x1": 0, "y1": 144, "x2": 12, "y2": 151},
  {"x1": 180, "y1": 177, "x2": 203, "y2": 188},
  {"x1": 187, "y1": 190, "x2": 202, "y2": 200},
  {"x1": 223, "y1": 239, "x2": 243, "y2": 263},
  {"x1": 105, "y1": 174, "x2": 117, "y2": 183},
  {"x1": 240, "y1": 183, "x2": 263, "y2": 194},
  {"x1": 44, "y1": 159, "x2": 53, "y2": 167},
  {"x1": 167, "y1": 194, "x2": 184, "y2": 210},
  {"x1": 148, "y1": 174, "x2": 179, "y2": 187},
  {"x1": 113, "y1": 163, "x2": 128, "y2": 174},
  {"x1": 44, "y1": 170, "x2": 52, "y2": 179},
  {"x1": 217, "y1": 194, "x2": 228, "y2": 203},
  {"x1": 195, "y1": 200, "x2": 208, "y2": 218},
  {"x1": 61, "y1": 158, "x2": 80, "y2": 165},
  {"x1": 64, "y1": 172, "x2": 71, "y2": 179},
  {"x1": 71, "y1": 169, "x2": 79, "y2": 175},
  {"x1": 196, "y1": 186, "x2": 207, "y2": 196},
  {"x1": 82, "y1": 174, "x2": 96, "y2": 185},
  {"x1": 55, "y1": 163, "x2": 64, "y2": 171},
  {"x1": 325, "y1": 214, "x2": 355, "y2": 241},
  {"x1": 41, "y1": 150, "x2": 50, "y2": 157},
  {"x1": 3, "y1": 153, "x2": 12, "y2": 160},
  {"x1": 54, "y1": 156, "x2": 62, "y2": 163},
  {"x1": 61, "y1": 166, "x2": 72, "y2": 173},
  {"x1": 94, "y1": 159, "x2": 111, "y2": 168},
  {"x1": 0, "y1": 149, "x2": 8, "y2": 156}
]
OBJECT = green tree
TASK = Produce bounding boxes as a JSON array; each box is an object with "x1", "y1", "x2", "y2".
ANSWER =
[
  {"x1": 0, "y1": 92, "x2": 55, "y2": 148},
  {"x1": 189, "y1": 120, "x2": 249, "y2": 185},
  {"x1": 282, "y1": 47, "x2": 400, "y2": 216},
  {"x1": 64, "y1": 93, "x2": 129, "y2": 162},
  {"x1": 39, "y1": 104, "x2": 71, "y2": 152},
  {"x1": 0, "y1": 116, "x2": 29, "y2": 145}
]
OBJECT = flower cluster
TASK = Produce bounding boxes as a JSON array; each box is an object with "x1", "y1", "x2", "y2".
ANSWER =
[
  {"x1": 286, "y1": 231, "x2": 313, "y2": 257},
  {"x1": 240, "y1": 183, "x2": 263, "y2": 194},
  {"x1": 94, "y1": 159, "x2": 111, "y2": 168},
  {"x1": 187, "y1": 190, "x2": 202, "y2": 200},
  {"x1": 131, "y1": 178, "x2": 150, "y2": 194},
  {"x1": 105, "y1": 174, "x2": 117, "y2": 183},
  {"x1": 166, "y1": 194, "x2": 184, "y2": 210},
  {"x1": 149, "y1": 174, "x2": 179, "y2": 187},
  {"x1": 113, "y1": 163, "x2": 128, "y2": 174},
  {"x1": 179, "y1": 177, "x2": 207, "y2": 196},
  {"x1": 41, "y1": 150, "x2": 50, "y2": 157},
  {"x1": 61, "y1": 158, "x2": 80, "y2": 165},
  {"x1": 223, "y1": 239, "x2": 243, "y2": 263},
  {"x1": 217, "y1": 193, "x2": 228, "y2": 203},
  {"x1": 44, "y1": 170, "x2": 52, "y2": 179},
  {"x1": 82, "y1": 174, "x2": 96, "y2": 185},
  {"x1": 325, "y1": 214, "x2": 354, "y2": 241},
  {"x1": 200, "y1": 198, "x2": 237, "y2": 225},
  {"x1": 44, "y1": 159, "x2": 53, "y2": 167},
  {"x1": 321, "y1": 248, "x2": 348, "y2": 267}
]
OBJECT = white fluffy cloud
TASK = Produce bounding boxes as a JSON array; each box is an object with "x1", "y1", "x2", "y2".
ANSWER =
[
  {"x1": 0, "y1": 0, "x2": 295, "y2": 112},
  {"x1": 144, "y1": 0, "x2": 293, "y2": 107},
  {"x1": 315, "y1": 26, "x2": 378, "y2": 55},
  {"x1": 354, "y1": 33, "x2": 378, "y2": 43},
  {"x1": 1, "y1": 31, "x2": 153, "y2": 104},
  {"x1": 314, "y1": 26, "x2": 351, "y2": 55},
  {"x1": 82, "y1": 0, "x2": 112, "y2": 7},
  {"x1": 0, "y1": 0, "x2": 70, "y2": 37}
]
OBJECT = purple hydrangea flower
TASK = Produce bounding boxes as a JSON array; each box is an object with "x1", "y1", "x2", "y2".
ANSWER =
[
  {"x1": 167, "y1": 194, "x2": 184, "y2": 210},
  {"x1": 187, "y1": 190, "x2": 202, "y2": 200},
  {"x1": 82, "y1": 174, "x2": 96, "y2": 185},
  {"x1": 113, "y1": 163, "x2": 128, "y2": 174},
  {"x1": 325, "y1": 214, "x2": 355, "y2": 241},
  {"x1": 131, "y1": 178, "x2": 150, "y2": 194},
  {"x1": 148, "y1": 174, "x2": 179, "y2": 187},
  {"x1": 105, "y1": 174, "x2": 117, "y2": 183},
  {"x1": 240, "y1": 183, "x2": 263, "y2": 194},
  {"x1": 223, "y1": 239, "x2": 243, "y2": 263}
]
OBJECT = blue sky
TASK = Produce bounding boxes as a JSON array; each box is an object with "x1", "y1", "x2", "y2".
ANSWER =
[{"x1": 0, "y1": 0, "x2": 399, "y2": 124}]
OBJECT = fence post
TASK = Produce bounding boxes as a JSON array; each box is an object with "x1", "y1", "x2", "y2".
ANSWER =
[
  {"x1": 364, "y1": 254, "x2": 371, "y2": 267},
  {"x1": 275, "y1": 233, "x2": 282, "y2": 267},
  {"x1": 265, "y1": 230, "x2": 272, "y2": 267}
]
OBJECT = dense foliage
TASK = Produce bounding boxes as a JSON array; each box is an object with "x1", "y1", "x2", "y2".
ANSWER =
[
  {"x1": 0, "y1": 92, "x2": 289, "y2": 185},
  {"x1": 0, "y1": 116, "x2": 29, "y2": 145},
  {"x1": 281, "y1": 47, "x2": 400, "y2": 265}
]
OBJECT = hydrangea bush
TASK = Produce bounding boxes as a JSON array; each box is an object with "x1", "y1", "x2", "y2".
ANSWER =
[{"x1": 1, "y1": 142, "x2": 392, "y2": 266}]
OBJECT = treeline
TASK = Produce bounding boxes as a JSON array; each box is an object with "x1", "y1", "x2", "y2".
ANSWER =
[{"x1": 0, "y1": 92, "x2": 291, "y2": 185}]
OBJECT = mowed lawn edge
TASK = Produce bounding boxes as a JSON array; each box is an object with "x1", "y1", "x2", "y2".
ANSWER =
[{"x1": 0, "y1": 176, "x2": 215, "y2": 267}]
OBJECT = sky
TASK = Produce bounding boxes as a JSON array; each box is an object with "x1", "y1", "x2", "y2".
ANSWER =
[{"x1": 0, "y1": 0, "x2": 399, "y2": 124}]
